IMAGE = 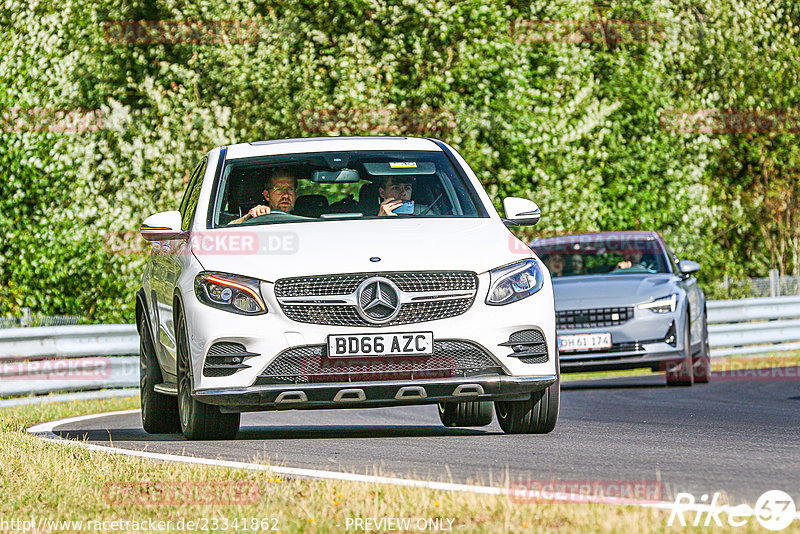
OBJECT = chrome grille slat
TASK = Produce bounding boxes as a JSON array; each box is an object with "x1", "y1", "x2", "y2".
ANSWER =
[{"x1": 275, "y1": 271, "x2": 478, "y2": 327}]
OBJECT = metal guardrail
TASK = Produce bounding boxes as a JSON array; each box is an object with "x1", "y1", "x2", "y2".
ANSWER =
[
  {"x1": 708, "y1": 295, "x2": 800, "y2": 357},
  {"x1": 0, "y1": 324, "x2": 138, "y2": 360},
  {"x1": 0, "y1": 325, "x2": 139, "y2": 397},
  {"x1": 1, "y1": 297, "x2": 798, "y2": 397}
]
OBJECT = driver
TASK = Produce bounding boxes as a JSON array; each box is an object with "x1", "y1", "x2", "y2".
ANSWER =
[
  {"x1": 616, "y1": 247, "x2": 646, "y2": 270},
  {"x1": 230, "y1": 168, "x2": 298, "y2": 224}
]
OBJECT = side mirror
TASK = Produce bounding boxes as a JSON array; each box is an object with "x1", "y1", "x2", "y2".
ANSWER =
[
  {"x1": 502, "y1": 197, "x2": 541, "y2": 226},
  {"x1": 139, "y1": 211, "x2": 187, "y2": 241},
  {"x1": 678, "y1": 259, "x2": 700, "y2": 275}
]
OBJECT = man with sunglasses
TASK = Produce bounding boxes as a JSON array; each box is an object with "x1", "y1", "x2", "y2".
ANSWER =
[{"x1": 230, "y1": 168, "x2": 298, "y2": 224}]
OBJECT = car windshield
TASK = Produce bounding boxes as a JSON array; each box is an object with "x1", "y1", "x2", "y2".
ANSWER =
[
  {"x1": 209, "y1": 150, "x2": 487, "y2": 227},
  {"x1": 532, "y1": 235, "x2": 670, "y2": 277}
]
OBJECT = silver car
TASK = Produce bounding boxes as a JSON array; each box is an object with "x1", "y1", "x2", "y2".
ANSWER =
[{"x1": 530, "y1": 231, "x2": 710, "y2": 386}]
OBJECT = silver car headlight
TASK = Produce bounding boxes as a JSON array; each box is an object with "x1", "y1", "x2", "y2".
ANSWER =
[
  {"x1": 194, "y1": 272, "x2": 267, "y2": 315},
  {"x1": 486, "y1": 260, "x2": 544, "y2": 306},
  {"x1": 637, "y1": 294, "x2": 678, "y2": 313}
]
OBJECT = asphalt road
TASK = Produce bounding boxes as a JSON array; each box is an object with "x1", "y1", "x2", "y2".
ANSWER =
[{"x1": 52, "y1": 374, "x2": 800, "y2": 503}]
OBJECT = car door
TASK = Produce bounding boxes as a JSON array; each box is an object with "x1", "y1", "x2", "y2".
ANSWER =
[{"x1": 154, "y1": 158, "x2": 207, "y2": 377}]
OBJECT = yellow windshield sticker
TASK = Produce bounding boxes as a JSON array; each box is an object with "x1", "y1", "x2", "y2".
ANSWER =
[{"x1": 389, "y1": 162, "x2": 417, "y2": 168}]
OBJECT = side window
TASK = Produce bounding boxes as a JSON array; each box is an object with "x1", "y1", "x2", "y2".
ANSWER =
[{"x1": 180, "y1": 158, "x2": 207, "y2": 231}]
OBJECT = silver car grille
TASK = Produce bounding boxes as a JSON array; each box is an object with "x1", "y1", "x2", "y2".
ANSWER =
[
  {"x1": 557, "y1": 307, "x2": 634, "y2": 330},
  {"x1": 274, "y1": 271, "x2": 478, "y2": 327},
  {"x1": 256, "y1": 340, "x2": 501, "y2": 384}
]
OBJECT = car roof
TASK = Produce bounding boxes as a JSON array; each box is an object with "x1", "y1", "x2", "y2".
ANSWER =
[
  {"x1": 225, "y1": 136, "x2": 442, "y2": 160},
  {"x1": 530, "y1": 230, "x2": 663, "y2": 246}
]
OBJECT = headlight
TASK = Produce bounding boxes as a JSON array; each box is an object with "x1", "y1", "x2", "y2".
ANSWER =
[
  {"x1": 486, "y1": 260, "x2": 544, "y2": 306},
  {"x1": 637, "y1": 294, "x2": 678, "y2": 313},
  {"x1": 194, "y1": 272, "x2": 267, "y2": 315}
]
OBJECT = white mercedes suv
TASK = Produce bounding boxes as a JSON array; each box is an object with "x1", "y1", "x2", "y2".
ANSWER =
[{"x1": 137, "y1": 136, "x2": 558, "y2": 440}]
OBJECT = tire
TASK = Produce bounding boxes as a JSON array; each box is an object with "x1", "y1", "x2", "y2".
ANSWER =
[
  {"x1": 176, "y1": 306, "x2": 240, "y2": 440},
  {"x1": 666, "y1": 315, "x2": 695, "y2": 387},
  {"x1": 693, "y1": 312, "x2": 711, "y2": 384},
  {"x1": 495, "y1": 379, "x2": 559, "y2": 434},
  {"x1": 438, "y1": 401, "x2": 494, "y2": 427},
  {"x1": 139, "y1": 312, "x2": 180, "y2": 434}
]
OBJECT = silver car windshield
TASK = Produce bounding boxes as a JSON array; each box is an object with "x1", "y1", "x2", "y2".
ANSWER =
[
  {"x1": 209, "y1": 150, "x2": 487, "y2": 227},
  {"x1": 533, "y1": 237, "x2": 670, "y2": 277}
]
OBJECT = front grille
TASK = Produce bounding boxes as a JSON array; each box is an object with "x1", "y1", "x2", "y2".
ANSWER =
[
  {"x1": 280, "y1": 299, "x2": 474, "y2": 327},
  {"x1": 557, "y1": 307, "x2": 633, "y2": 330},
  {"x1": 256, "y1": 340, "x2": 501, "y2": 384},
  {"x1": 203, "y1": 342, "x2": 257, "y2": 377},
  {"x1": 275, "y1": 271, "x2": 478, "y2": 327},
  {"x1": 504, "y1": 329, "x2": 548, "y2": 364},
  {"x1": 275, "y1": 271, "x2": 477, "y2": 297},
  {"x1": 559, "y1": 338, "x2": 662, "y2": 357}
]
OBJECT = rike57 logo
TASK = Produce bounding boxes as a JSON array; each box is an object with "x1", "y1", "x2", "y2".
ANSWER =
[{"x1": 669, "y1": 490, "x2": 797, "y2": 531}]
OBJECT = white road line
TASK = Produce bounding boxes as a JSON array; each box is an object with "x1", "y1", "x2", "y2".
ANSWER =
[{"x1": 27, "y1": 410, "x2": 800, "y2": 520}]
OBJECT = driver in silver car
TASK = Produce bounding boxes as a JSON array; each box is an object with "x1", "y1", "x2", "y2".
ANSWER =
[{"x1": 230, "y1": 169, "x2": 298, "y2": 224}]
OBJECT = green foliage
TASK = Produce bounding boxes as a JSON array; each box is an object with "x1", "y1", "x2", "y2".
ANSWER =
[{"x1": 1, "y1": 0, "x2": 798, "y2": 321}]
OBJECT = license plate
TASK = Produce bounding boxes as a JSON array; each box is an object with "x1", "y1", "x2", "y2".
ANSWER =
[
  {"x1": 558, "y1": 333, "x2": 612, "y2": 352},
  {"x1": 327, "y1": 332, "x2": 434, "y2": 358}
]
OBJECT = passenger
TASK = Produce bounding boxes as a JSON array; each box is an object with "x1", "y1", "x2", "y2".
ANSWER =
[
  {"x1": 571, "y1": 254, "x2": 586, "y2": 275},
  {"x1": 548, "y1": 255, "x2": 566, "y2": 277},
  {"x1": 377, "y1": 176, "x2": 434, "y2": 216},
  {"x1": 230, "y1": 169, "x2": 298, "y2": 224}
]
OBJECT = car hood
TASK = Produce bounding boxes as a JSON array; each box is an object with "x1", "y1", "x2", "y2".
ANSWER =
[
  {"x1": 552, "y1": 274, "x2": 677, "y2": 310},
  {"x1": 191, "y1": 218, "x2": 532, "y2": 281}
]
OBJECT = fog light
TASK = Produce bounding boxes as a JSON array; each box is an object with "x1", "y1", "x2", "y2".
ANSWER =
[{"x1": 664, "y1": 321, "x2": 677, "y2": 346}]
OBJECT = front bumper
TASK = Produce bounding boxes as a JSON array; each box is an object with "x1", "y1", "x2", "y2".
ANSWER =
[
  {"x1": 559, "y1": 345, "x2": 684, "y2": 372},
  {"x1": 194, "y1": 374, "x2": 558, "y2": 412},
  {"x1": 183, "y1": 270, "x2": 559, "y2": 391}
]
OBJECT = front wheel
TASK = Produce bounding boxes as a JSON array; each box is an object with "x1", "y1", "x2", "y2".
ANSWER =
[
  {"x1": 438, "y1": 401, "x2": 494, "y2": 427},
  {"x1": 176, "y1": 307, "x2": 240, "y2": 440},
  {"x1": 139, "y1": 312, "x2": 180, "y2": 434},
  {"x1": 495, "y1": 379, "x2": 559, "y2": 434},
  {"x1": 692, "y1": 312, "x2": 711, "y2": 384},
  {"x1": 666, "y1": 315, "x2": 694, "y2": 387}
]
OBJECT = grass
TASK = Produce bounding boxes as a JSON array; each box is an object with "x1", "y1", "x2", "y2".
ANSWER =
[{"x1": 3, "y1": 396, "x2": 788, "y2": 532}]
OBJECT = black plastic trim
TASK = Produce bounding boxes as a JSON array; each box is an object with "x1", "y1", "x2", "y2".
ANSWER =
[{"x1": 206, "y1": 146, "x2": 229, "y2": 229}]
